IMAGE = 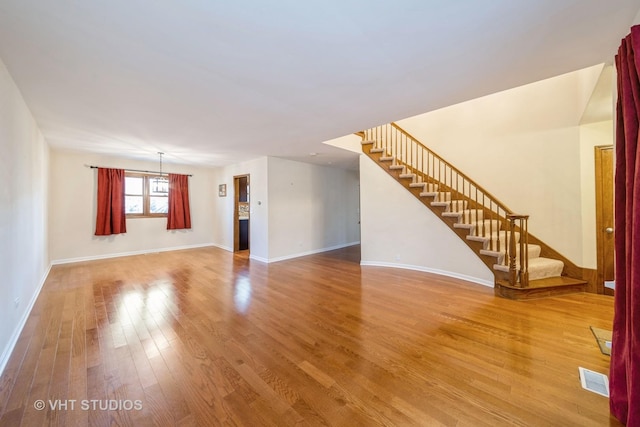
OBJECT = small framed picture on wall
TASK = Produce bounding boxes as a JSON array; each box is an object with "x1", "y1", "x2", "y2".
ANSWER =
[{"x1": 218, "y1": 184, "x2": 226, "y2": 197}]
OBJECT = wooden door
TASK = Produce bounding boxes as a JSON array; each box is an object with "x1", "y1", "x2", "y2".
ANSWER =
[{"x1": 595, "y1": 146, "x2": 614, "y2": 295}]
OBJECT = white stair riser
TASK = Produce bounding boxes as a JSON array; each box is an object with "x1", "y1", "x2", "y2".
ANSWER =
[
  {"x1": 437, "y1": 192, "x2": 451, "y2": 202},
  {"x1": 409, "y1": 183, "x2": 439, "y2": 192},
  {"x1": 469, "y1": 231, "x2": 522, "y2": 251},
  {"x1": 484, "y1": 244, "x2": 543, "y2": 264},
  {"x1": 494, "y1": 258, "x2": 564, "y2": 281},
  {"x1": 448, "y1": 200, "x2": 467, "y2": 212},
  {"x1": 460, "y1": 210, "x2": 484, "y2": 222},
  {"x1": 470, "y1": 220, "x2": 502, "y2": 236}
]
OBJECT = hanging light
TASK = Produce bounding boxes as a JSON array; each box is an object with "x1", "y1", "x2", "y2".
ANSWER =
[{"x1": 153, "y1": 152, "x2": 168, "y2": 193}]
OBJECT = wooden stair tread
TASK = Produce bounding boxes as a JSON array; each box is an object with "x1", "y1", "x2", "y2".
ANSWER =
[
  {"x1": 495, "y1": 276, "x2": 587, "y2": 300},
  {"x1": 497, "y1": 276, "x2": 586, "y2": 289},
  {"x1": 528, "y1": 276, "x2": 587, "y2": 288}
]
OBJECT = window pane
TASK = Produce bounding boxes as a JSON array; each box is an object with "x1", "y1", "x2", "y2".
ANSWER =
[
  {"x1": 149, "y1": 177, "x2": 169, "y2": 195},
  {"x1": 125, "y1": 176, "x2": 143, "y2": 195},
  {"x1": 125, "y1": 196, "x2": 143, "y2": 214},
  {"x1": 150, "y1": 196, "x2": 168, "y2": 214}
]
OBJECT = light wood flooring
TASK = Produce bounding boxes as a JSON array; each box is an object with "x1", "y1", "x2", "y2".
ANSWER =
[{"x1": 0, "y1": 246, "x2": 619, "y2": 426}]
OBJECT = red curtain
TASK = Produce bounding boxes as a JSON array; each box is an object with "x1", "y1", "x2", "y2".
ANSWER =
[
  {"x1": 95, "y1": 168, "x2": 126, "y2": 236},
  {"x1": 611, "y1": 25, "x2": 640, "y2": 426},
  {"x1": 167, "y1": 173, "x2": 191, "y2": 230}
]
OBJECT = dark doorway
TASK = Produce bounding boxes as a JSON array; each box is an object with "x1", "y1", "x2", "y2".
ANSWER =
[{"x1": 234, "y1": 175, "x2": 250, "y2": 252}]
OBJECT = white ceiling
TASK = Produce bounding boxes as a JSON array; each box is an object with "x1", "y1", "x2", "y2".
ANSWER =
[{"x1": 0, "y1": 1, "x2": 638, "y2": 169}]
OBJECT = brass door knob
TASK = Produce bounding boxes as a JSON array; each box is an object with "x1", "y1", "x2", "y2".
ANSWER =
[{"x1": 606, "y1": 227, "x2": 614, "y2": 234}]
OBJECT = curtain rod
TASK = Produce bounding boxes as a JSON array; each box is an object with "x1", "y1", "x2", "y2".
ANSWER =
[{"x1": 87, "y1": 165, "x2": 192, "y2": 177}]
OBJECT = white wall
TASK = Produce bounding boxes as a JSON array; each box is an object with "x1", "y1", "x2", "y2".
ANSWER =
[
  {"x1": 211, "y1": 157, "x2": 269, "y2": 259},
  {"x1": 395, "y1": 65, "x2": 604, "y2": 268},
  {"x1": 49, "y1": 149, "x2": 216, "y2": 263},
  {"x1": 0, "y1": 59, "x2": 50, "y2": 374},
  {"x1": 322, "y1": 134, "x2": 363, "y2": 154},
  {"x1": 267, "y1": 157, "x2": 360, "y2": 261},
  {"x1": 360, "y1": 156, "x2": 493, "y2": 286},
  {"x1": 211, "y1": 156, "x2": 360, "y2": 262},
  {"x1": 633, "y1": 8, "x2": 640, "y2": 25}
]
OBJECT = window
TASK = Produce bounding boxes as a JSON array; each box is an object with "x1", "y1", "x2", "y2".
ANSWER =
[{"x1": 124, "y1": 173, "x2": 169, "y2": 217}]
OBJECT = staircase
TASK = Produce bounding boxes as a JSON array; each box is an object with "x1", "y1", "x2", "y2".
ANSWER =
[{"x1": 361, "y1": 123, "x2": 588, "y2": 300}]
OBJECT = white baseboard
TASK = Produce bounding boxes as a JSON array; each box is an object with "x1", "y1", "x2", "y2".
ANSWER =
[
  {"x1": 0, "y1": 263, "x2": 52, "y2": 377},
  {"x1": 50, "y1": 243, "x2": 217, "y2": 265},
  {"x1": 211, "y1": 243, "x2": 233, "y2": 252},
  {"x1": 265, "y1": 241, "x2": 360, "y2": 263},
  {"x1": 359, "y1": 260, "x2": 494, "y2": 288}
]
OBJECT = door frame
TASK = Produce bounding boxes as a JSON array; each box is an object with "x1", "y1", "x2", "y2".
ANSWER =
[
  {"x1": 233, "y1": 174, "x2": 250, "y2": 252},
  {"x1": 594, "y1": 145, "x2": 614, "y2": 295}
]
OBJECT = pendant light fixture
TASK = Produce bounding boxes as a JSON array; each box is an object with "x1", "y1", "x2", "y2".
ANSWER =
[{"x1": 153, "y1": 152, "x2": 168, "y2": 193}]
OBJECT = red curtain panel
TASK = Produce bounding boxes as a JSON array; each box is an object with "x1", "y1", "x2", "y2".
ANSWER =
[
  {"x1": 611, "y1": 25, "x2": 640, "y2": 426},
  {"x1": 167, "y1": 173, "x2": 191, "y2": 230},
  {"x1": 94, "y1": 168, "x2": 126, "y2": 236}
]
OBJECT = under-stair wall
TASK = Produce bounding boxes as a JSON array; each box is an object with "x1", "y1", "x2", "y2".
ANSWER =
[{"x1": 360, "y1": 154, "x2": 495, "y2": 287}]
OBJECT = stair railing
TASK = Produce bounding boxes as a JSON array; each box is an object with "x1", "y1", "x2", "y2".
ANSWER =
[{"x1": 363, "y1": 123, "x2": 530, "y2": 287}]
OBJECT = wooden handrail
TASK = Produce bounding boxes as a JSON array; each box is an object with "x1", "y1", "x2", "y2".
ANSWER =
[
  {"x1": 363, "y1": 123, "x2": 531, "y2": 287},
  {"x1": 390, "y1": 122, "x2": 516, "y2": 216}
]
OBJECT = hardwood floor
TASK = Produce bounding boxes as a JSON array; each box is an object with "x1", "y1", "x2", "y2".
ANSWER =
[{"x1": 0, "y1": 246, "x2": 619, "y2": 426}]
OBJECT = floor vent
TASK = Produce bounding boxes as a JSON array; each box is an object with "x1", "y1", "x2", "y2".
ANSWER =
[{"x1": 578, "y1": 367, "x2": 609, "y2": 397}]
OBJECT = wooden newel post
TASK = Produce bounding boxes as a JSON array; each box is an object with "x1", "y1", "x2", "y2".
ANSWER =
[
  {"x1": 508, "y1": 216, "x2": 518, "y2": 286},
  {"x1": 506, "y1": 214, "x2": 530, "y2": 288},
  {"x1": 520, "y1": 215, "x2": 530, "y2": 287}
]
